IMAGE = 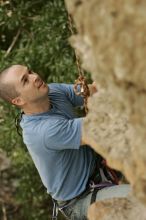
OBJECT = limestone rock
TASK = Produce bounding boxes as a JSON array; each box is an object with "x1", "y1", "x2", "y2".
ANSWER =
[
  {"x1": 88, "y1": 196, "x2": 146, "y2": 220},
  {"x1": 65, "y1": 0, "x2": 146, "y2": 209}
]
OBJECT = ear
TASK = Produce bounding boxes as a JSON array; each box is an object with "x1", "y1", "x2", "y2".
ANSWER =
[{"x1": 11, "y1": 97, "x2": 25, "y2": 106}]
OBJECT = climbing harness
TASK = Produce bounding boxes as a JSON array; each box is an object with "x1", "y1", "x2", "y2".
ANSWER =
[
  {"x1": 52, "y1": 199, "x2": 59, "y2": 220},
  {"x1": 52, "y1": 154, "x2": 121, "y2": 219},
  {"x1": 15, "y1": 110, "x2": 24, "y2": 137},
  {"x1": 101, "y1": 159, "x2": 120, "y2": 185},
  {"x1": 67, "y1": 14, "x2": 90, "y2": 114}
]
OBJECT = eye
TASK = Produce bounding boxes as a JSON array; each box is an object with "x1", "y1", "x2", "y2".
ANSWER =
[
  {"x1": 24, "y1": 78, "x2": 28, "y2": 85},
  {"x1": 28, "y1": 69, "x2": 32, "y2": 74}
]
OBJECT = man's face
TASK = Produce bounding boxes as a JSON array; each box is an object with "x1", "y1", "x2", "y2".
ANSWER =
[{"x1": 5, "y1": 65, "x2": 49, "y2": 106}]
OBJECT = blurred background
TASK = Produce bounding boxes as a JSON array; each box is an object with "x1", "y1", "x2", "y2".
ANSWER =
[{"x1": 0, "y1": 0, "x2": 91, "y2": 219}]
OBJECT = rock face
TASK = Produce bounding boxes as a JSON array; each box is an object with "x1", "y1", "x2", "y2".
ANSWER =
[
  {"x1": 88, "y1": 196, "x2": 146, "y2": 220},
  {"x1": 65, "y1": 0, "x2": 146, "y2": 219}
]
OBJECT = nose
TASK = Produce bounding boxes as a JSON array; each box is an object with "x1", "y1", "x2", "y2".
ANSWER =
[{"x1": 31, "y1": 73, "x2": 40, "y2": 84}]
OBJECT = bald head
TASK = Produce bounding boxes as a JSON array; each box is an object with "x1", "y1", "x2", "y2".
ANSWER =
[
  {"x1": 0, "y1": 65, "x2": 49, "y2": 110},
  {"x1": 0, "y1": 65, "x2": 21, "y2": 103}
]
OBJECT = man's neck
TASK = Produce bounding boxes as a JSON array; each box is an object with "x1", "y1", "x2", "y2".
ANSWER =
[{"x1": 23, "y1": 97, "x2": 51, "y2": 115}]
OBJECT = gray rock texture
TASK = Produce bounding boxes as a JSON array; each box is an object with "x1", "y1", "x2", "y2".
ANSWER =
[{"x1": 65, "y1": 0, "x2": 146, "y2": 219}]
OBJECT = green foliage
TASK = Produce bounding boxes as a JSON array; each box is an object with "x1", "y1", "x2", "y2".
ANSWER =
[
  {"x1": 0, "y1": 0, "x2": 88, "y2": 219},
  {"x1": 0, "y1": 0, "x2": 79, "y2": 82}
]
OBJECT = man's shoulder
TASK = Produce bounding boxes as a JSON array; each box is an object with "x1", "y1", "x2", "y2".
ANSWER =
[
  {"x1": 21, "y1": 114, "x2": 63, "y2": 136},
  {"x1": 21, "y1": 116, "x2": 49, "y2": 148},
  {"x1": 21, "y1": 116, "x2": 65, "y2": 150}
]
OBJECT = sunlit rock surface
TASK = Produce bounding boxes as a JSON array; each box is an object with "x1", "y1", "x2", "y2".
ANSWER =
[
  {"x1": 65, "y1": 0, "x2": 146, "y2": 219},
  {"x1": 88, "y1": 196, "x2": 146, "y2": 220}
]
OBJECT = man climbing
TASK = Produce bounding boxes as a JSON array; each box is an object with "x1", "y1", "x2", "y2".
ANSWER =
[{"x1": 0, "y1": 65, "x2": 131, "y2": 220}]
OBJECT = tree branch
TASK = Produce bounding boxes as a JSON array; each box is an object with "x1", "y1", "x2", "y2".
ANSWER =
[{"x1": 4, "y1": 29, "x2": 21, "y2": 58}]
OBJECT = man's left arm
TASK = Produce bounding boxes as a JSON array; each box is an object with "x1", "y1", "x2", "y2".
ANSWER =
[{"x1": 59, "y1": 82, "x2": 97, "y2": 107}]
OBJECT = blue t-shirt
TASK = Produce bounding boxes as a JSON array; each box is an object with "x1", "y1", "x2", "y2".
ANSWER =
[{"x1": 20, "y1": 83, "x2": 95, "y2": 201}]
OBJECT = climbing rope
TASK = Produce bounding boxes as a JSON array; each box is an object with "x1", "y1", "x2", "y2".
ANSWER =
[{"x1": 67, "y1": 14, "x2": 90, "y2": 114}]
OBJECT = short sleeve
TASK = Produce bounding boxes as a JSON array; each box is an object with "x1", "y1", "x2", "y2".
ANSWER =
[
  {"x1": 44, "y1": 117, "x2": 83, "y2": 150},
  {"x1": 59, "y1": 84, "x2": 84, "y2": 107}
]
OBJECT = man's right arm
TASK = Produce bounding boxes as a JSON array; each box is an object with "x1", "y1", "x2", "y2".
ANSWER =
[{"x1": 43, "y1": 116, "x2": 94, "y2": 150}]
